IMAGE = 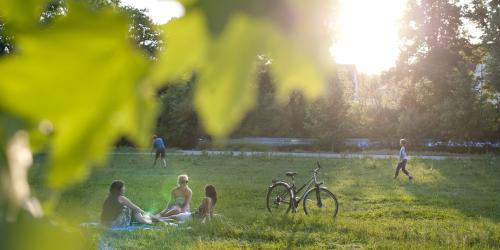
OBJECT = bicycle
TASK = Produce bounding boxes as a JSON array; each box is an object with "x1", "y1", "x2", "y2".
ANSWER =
[{"x1": 266, "y1": 161, "x2": 339, "y2": 218}]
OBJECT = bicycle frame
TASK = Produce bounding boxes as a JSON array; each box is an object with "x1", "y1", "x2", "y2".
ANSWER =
[
  {"x1": 268, "y1": 161, "x2": 338, "y2": 217},
  {"x1": 288, "y1": 168, "x2": 322, "y2": 213}
]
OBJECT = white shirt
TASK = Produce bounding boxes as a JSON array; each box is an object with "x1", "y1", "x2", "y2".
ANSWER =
[{"x1": 399, "y1": 146, "x2": 408, "y2": 161}]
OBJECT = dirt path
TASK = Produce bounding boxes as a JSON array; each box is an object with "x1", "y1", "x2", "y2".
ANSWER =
[{"x1": 113, "y1": 150, "x2": 474, "y2": 160}]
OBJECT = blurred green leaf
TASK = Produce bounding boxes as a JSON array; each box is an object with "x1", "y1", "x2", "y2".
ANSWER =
[
  {"x1": 0, "y1": 5, "x2": 154, "y2": 188},
  {"x1": 177, "y1": 0, "x2": 198, "y2": 9},
  {"x1": 162, "y1": 0, "x2": 335, "y2": 138},
  {"x1": 0, "y1": 0, "x2": 49, "y2": 29},
  {"x1": 194, "y1": 15, "x2": 261, "y2": 138},
  {"x1": 1, "y1": 217, "x2": 88, "y2": 250},
  {"x1": 267, "y1": 33, "x2": 326, "y2": 102},
  {"x1": 147, "y1": 11, "x2": 209, "y2": 85}
]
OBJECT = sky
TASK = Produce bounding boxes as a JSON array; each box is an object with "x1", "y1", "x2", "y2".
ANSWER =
[
  {"x1": 120, "y1": 0, "x2": 408, "y2": 75},
  {"x1": 120, "y1": 0, "x2": 184, "y2": 24},
  {"x1": 330, "y1": 0, "x2": 408, "y2": 74}
]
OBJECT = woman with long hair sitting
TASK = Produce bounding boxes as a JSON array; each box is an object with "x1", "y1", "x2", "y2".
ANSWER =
[
  {"x1": 193, "y1": 185, "x2": 217, "y2": 221},
  {"x1": 100, "y1": 180, "x2": 152, "y2": 227}
]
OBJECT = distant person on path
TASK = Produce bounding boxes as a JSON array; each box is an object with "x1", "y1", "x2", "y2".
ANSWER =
[
  {"x1": 157, "y1": 174, "x2": 192, "y2": 218},
  {"x1": 152, "y1": 134, "x2": 167, "y2": 167},
  {"x1": 100, "y1": 180, "x2": 152, "y2": 227},
  {"x1": 394, "y1": 139, "x2": 413, "y2": 181}
]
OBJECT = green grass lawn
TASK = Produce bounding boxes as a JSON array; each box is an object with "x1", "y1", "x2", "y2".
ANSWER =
[{"x1": 32, "y1": 153, "x2": 500, "y2": 249}]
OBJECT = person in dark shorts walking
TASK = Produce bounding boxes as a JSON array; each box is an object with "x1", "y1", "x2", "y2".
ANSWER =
[
  {"x1": 152, "y1": 135, "x2": 167, "y2": 167},
  {"x1": 394, "y1": 139, "x2": 413, "y2": 181}
]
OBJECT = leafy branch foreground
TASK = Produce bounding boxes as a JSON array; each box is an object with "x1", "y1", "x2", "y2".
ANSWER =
[{"x1": 0, "y1": 0, "x2": 336, "y2": 249}]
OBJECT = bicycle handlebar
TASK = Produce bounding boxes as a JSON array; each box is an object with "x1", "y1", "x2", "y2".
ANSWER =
[{"x1": 313, "y1": 161, "x2": 321, "y2": 173}]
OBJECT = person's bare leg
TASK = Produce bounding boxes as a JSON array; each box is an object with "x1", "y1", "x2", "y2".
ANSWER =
[
  {"x1": 165, "y1": 213, "x2": 183, "y2": 220},
  {"x1": 133, "y1": 211, "x2": 152, "y2": 224},
  {"x1": 159, "y1": 207, "x2": 181, "y2": 217},
  {"x1": 153, "y1": 155, "x2": 158, "y2": 167},
  {"x1": 154, "y1": 207, "x2": 168, "y2": 217},
  {"x1": 151, "y1": 214, "x2": 174, "y2": 223}
]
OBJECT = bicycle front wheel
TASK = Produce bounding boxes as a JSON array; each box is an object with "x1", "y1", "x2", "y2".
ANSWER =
[
  {"x1": 303, "y1": 187, "x2": 338, "y2": 218},
  {"x1": 266, "y1": 182, "x2": 293, "y2": 214}
]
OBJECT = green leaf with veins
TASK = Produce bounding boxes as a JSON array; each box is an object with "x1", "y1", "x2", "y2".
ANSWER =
[
  {"x1": 147, "y1": 10, "x2": 210, "y2": 86},
  {"x1": 266, "y1": 32, "x2": 326, "y2": 103},
  {"x1": 160, "y1": 0, "x2": 335, "y2": 138},
  {"x1": 0, "y1": 6, "x2": 155, "y2": 188}
]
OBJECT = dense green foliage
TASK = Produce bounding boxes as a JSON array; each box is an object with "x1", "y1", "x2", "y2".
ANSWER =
[
  {"x1": 468, "y1": 0, "x2": 500, "y2": 92},
  {"x1": 392, "y1": 0, "x2": 498, "y2": 141},
  {"x1": 353, "y1": 0, "x2": 500, "y2": 141},
  {"x1": 0, "y1": 21, "x2": 13, "y2": 55},
  {"x1": 159, "y1": 66, "x2": 356, "y2": 149},
  {"x1": 156, "y1": 79, "x2": 201, "y2": 148},
  {"x1": 46, "y1": 153, "x2": 500, "y2": 249}
]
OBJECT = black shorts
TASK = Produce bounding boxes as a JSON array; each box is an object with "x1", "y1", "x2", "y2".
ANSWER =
[{"x1": 155, "y1": 149, "x2": 166, "y2": 158}]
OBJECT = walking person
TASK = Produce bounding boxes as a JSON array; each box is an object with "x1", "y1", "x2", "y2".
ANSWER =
[
  {"x1": 152, "y1": 134, "x2": 167, "y2": 167},
  {"x1": 394, "y1": 139, "x2": 413, "y2": 181}
]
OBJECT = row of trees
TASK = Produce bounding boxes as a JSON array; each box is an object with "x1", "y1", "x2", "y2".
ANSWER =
[
  {"x1": 0, "y1": 0, "x2": 160, "y2": 58},
  {"x1": 157, "y1": 0, "x2": 500, "y2": 149},
  {"x1": 5, "y1": 1, "x2": 495, "y2": 149},
  {"x1": 385, "y1": 0, "x2": 500, "y2": 142}
]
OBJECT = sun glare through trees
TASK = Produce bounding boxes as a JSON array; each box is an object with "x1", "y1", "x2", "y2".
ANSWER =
[{"x1": 0, "y1": 0, "x2": 499, "y2": 249}]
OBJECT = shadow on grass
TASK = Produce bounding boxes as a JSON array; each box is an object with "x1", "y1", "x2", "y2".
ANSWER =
[
  {"x1": 327, "y1": 157, "x2": 500, "y2": 222},
  {"x1": 403, "y1": 158, "x2": 500, "y2": 222}
]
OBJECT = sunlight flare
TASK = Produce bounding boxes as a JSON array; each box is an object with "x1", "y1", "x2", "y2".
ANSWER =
[{"x1": 331, "y1": 0, "x2": 407, "y2": 74}]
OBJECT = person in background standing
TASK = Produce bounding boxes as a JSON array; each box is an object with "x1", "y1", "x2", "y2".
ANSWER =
[{"x1": 152, "y1": 134, "x2": 167, "y2": 167}]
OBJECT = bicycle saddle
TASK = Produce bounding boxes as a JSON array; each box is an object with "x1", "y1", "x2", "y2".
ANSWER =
[{"x1": 286, "y1": 172, "x2": 297, "y2": 177}]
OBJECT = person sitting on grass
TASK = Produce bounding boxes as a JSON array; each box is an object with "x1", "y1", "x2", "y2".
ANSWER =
[
  {"x1": 394, "y1": 139, "x2": 413, "y2": 181},
  {"x1": 166, "y1": 185, "x2": 217, "y2": 222},
  {"x1": 157, "y1": 174, "x2": 192, "y2": 218},
  {"x1": 100, "y1": 180, "x2": 152, "y2": 227},
  {"x1": 193, "y1": 185, "x2": 217, "y2": 222}
]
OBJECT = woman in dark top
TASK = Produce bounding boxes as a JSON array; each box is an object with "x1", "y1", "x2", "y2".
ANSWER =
[
  {"x1": 100, "y1": 180, "x2": 151, "y2": 227},
  {"x1": 194, "y1": 185, "x2": 217, "y2": 221}
]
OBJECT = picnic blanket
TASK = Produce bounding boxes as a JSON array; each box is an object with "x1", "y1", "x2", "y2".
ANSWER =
[
  {"x1": 81, "y1": 222, "x2": 170, "y2": 250},
  {"x1": 80, "y1": 222, "x2": 173, "y2": 231}
]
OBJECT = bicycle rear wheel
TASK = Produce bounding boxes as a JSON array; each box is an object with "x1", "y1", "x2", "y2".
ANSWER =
[
  {"x1": 266, "y1": 182, "x2": 293, "y2": 214},
  {"x1": 303, "y1": 187, "x2": 338, "y2": 218}
]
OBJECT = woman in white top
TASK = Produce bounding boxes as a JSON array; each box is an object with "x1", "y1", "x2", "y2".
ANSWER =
[
  {"x1": 157, "y1": 174, "x2": 192, "y2": 218},
  {"x1": 165, "y1": 185, "x2": 217, "y2": 222}
]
